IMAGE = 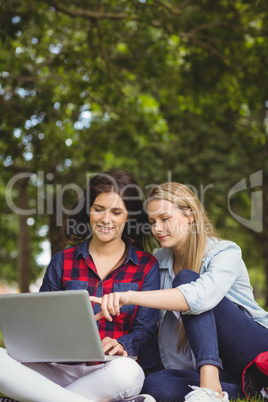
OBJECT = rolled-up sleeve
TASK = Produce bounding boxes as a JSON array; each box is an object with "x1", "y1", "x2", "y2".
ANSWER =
[{"x1": 178, "y1": 243, "x2": 242, "y2": 315}]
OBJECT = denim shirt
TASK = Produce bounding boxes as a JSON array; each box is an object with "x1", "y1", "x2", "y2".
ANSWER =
[
  {"x1": 155, "y1": 237, "x2": 268, "y2": 328},
  {"x1": 154, "y1": 247, "x2": 196, "y2": 369},
  {"x1": 155, "y1": 237, "x2": 268, "y2": 369}
]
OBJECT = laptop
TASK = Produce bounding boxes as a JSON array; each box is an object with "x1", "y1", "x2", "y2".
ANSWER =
[{"x1": 0, "y1": 289, "x2": 131, "y2": 363}]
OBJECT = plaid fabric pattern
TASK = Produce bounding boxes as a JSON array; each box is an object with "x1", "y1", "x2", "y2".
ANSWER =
[{"x1": 40, "y1": 239, "x2": 160, "y2": 356}]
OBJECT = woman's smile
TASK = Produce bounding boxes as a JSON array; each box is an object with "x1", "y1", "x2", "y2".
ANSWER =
[
  {"x1": 147, "y1": 199, "x2": 193, "y2": 248},
  {"x1": 158, "y1": 234, "x2": 169, "y2": 241},
  {"x1": 97, "y1": 224, "x2": 115, "y2": 233},
  {"x1": 90, "y1": 192, "x2": 128, "y2": 243}
]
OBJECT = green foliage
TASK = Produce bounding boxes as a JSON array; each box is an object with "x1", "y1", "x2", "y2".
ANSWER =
[
  {"x1": 0, "y1": 331, "x2": 3, "y2": 349},
  {"x1": 230, "y1": 399, "x2": 263, "y2": 402},
  {"x1": 0, "y1": 0, "x2": 267, "y2": 294}
]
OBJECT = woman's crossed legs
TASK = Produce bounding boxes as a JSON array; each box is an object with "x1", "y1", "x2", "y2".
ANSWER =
[{"x1": 0, "y1": 348, "x2": 144, "y2": 402}]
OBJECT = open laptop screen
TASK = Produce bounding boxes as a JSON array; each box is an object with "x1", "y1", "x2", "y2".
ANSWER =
[{"x1": 0, "y1": 290, "x2": 120, "y2": 363}]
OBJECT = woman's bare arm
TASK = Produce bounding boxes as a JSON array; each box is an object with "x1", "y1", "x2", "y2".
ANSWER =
[{"x1": 90, "y1": 288, "x2": 190, "y2": 321}]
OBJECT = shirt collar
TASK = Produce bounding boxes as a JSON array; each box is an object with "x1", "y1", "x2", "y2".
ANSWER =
[
  {"x1": 125, "y1": 242, "x2": 139, "y2": 265},
  {"x1": 74, "y1": 238, "x2": 91, "y2": 260},
  {"x1": 158, "y1": 248, "x2": 173, "y2": 267},
  {"x1": 156, "y1": 247, "x2": 174, "y2": 278},
  {"x1": 74, "y1": 238, "x2": 139, "y2": 265},
  {"x1": 156, "y1": 238, "x2": 216, "y2": 271}
]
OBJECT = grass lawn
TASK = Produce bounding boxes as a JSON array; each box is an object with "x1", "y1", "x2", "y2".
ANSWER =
[
  {"x1": 233, "y1": 399, "x2": 263, "y2": 402},
  {"x1": 0, "y1": 330, "x2": 4, "y2": 348}
]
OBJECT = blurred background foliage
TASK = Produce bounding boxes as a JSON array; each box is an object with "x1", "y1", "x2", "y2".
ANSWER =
[{"x1": 0, "y1": 0, "x2": 267, "y2": 306}]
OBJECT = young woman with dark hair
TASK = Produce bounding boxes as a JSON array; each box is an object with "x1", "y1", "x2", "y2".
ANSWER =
[
  {"x1": 65, "y1": 168, "x2": 149, "y2": 251},
  {"x1": 0, "y1": 169, "x2": 159, "y2": 402}
]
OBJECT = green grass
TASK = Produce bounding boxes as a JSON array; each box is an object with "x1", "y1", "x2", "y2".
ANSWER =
[
  {"x1": 0, "y1": 331, "x2": 4, "y2": 348},
  {"x1": 232, "y1": 399, "x2": 263, "y2": 402}
]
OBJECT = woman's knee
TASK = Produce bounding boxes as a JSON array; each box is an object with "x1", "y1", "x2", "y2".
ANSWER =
[
  {"x1": 0, "y1": 347, "x2": 17, "y2": 371},
  {"x1": 0, "y1": 348, "x2": 8, "y2": 376},
  {"x1": 105, "y1": 357, "x2": 144, "y2": 389},
  {"x1": 0, "y1": 347, "x2": 8, "y2": 357},
  {"x1": 142, "y1": 371, "x2": 160, "y2": 395},
  {"x1": 173, "y1": 269, "x2": 199, "y2": 288}
]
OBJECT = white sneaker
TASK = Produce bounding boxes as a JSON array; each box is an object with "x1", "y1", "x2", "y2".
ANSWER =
[
  {"x1": 184, "y1": 386, "x2": 229, "y2": 402},
  {"x1": 261, "y1": 388, "x2": 268, "y2": 399},
  {"x1": 122, "y1": 395, "x2": 156, "y2": 402}
]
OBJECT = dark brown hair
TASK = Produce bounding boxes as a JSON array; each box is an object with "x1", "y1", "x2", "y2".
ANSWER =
[{"x1": 65, "y1": 169, "x2": 150, "y2": 251}]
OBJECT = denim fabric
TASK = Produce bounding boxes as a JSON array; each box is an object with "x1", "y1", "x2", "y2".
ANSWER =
[
  {"x1": 142, "y1": 269, "x2": 268, "y2": 401},
  {"x1": 142, "y1": 369, "x2": 243, "y2": 402},
  {"x1": 155, "y1": 238, "x2": 268, "y2": 327},
  {"x1": 174, "y1": 270, "x2": 268, "y2": 379},
  {"x1": 159, "y1": 311, "x2": 194, "y2": 370}
]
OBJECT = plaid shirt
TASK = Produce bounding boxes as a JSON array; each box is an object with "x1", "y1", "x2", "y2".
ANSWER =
[{"x1": 40, "y1": 239, "x2": 160, "y2": 356}]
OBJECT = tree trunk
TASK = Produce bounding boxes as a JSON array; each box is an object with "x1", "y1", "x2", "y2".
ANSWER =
[
  {"x1": 265, "y1": 246, "x2": 268, "y2": 309},
  {"x1": 17, "y1": 178, "x2": 30, "y2": 293},
  {"x1": 48, "y1": 196, "x2": 66, "y2": 257},
  {"x1": 263, "y1": 188, "x2": 268, "y2": 308}
]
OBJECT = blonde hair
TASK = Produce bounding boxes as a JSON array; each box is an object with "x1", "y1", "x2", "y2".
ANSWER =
[{"x1": 147, "y1": 182, "x2": 219, "y2": 351}]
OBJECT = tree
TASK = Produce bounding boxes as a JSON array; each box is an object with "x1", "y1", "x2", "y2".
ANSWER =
[{"x1": 0, "y1": 0, "x2": 267, "y2": 301}]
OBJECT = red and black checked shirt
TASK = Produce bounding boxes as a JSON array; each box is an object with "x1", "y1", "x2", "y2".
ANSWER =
[{"x1": 40, "y1": 238, "x2": 160, "y2": 356}]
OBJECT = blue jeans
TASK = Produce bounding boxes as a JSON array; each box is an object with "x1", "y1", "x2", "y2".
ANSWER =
[
  {"x1": 142, "y1": 369, "x2": 243, "y2": 401},
  {"x1": 142, "y1": 269, "x2": 268, "y2": 401}
]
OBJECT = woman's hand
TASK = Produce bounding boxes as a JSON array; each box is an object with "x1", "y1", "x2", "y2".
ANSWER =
[
  {"x1": 91, "y1": 288, "x2": 189, "y2": 319},
  {"x1": 90, "y1": 291, "x2": 131, "y2": 322},
  {"x1": 101, "y1": 337, "x2": 128, "y2": 356}
]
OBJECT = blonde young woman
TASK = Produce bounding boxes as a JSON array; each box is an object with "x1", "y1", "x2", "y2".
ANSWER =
[{"x1": 91, "y1": 182, "x2": 268, "y2": 402}]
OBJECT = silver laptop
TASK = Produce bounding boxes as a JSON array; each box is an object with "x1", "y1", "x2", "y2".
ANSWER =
[{"x1": 0, "y1": 290, "x2": 129, "y2": 363}]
